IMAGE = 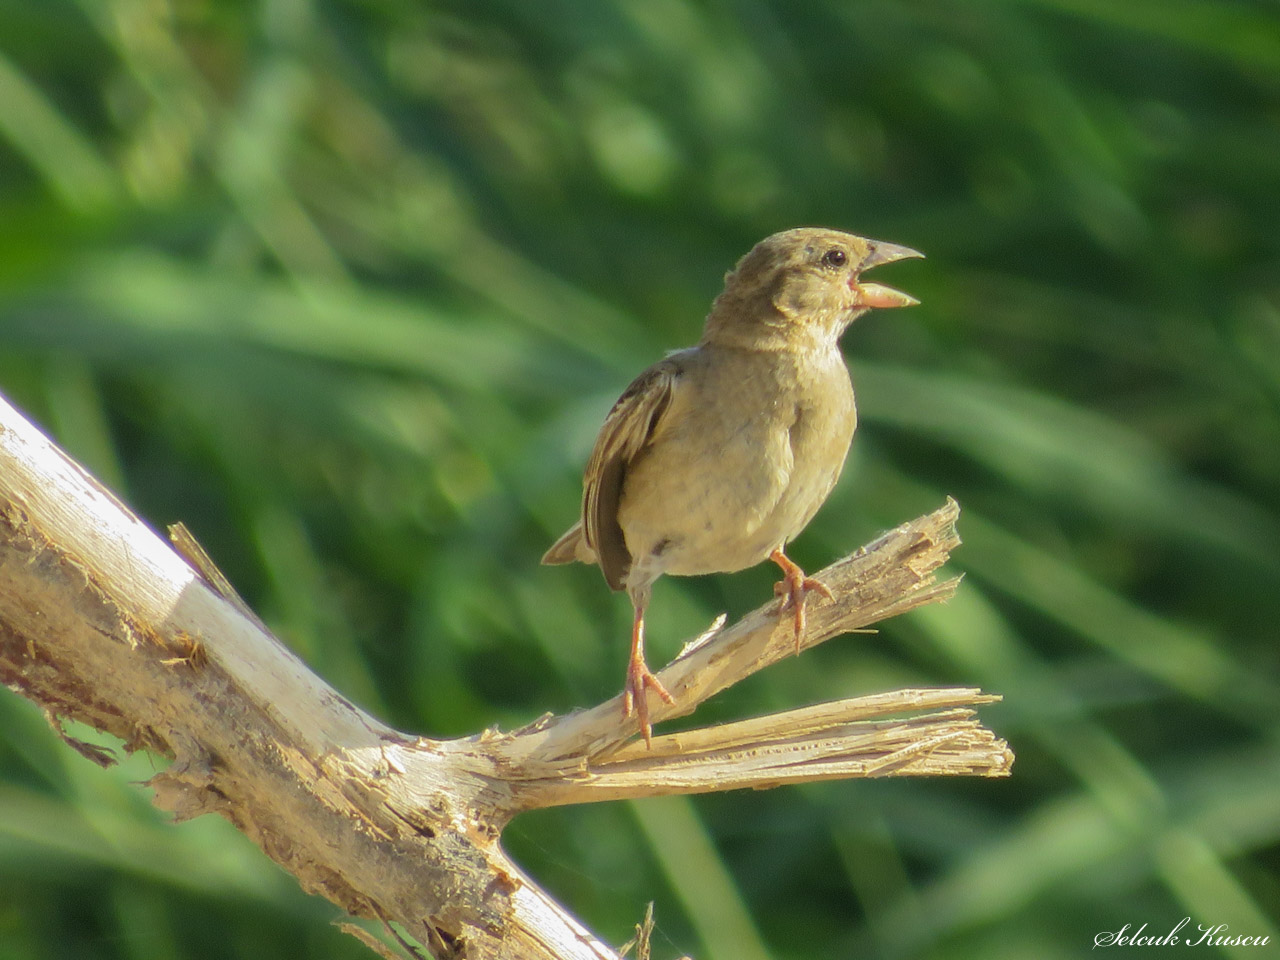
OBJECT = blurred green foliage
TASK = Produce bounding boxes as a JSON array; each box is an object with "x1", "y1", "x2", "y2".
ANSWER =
[{"x1": 1, "y1": 0, "x2": 1278, "y2": 958}]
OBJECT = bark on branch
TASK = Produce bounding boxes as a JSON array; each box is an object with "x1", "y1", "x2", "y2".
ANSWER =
[{"x1": 0, "y1": 393, "x2": 1012, "y2": 960}]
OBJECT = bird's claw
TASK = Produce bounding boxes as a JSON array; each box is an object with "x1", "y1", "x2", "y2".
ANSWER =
[
  {"x1": 623, "y1": 657, "x2": 674, "y2": 748},
  {"x1": 771, "y1": 553, "x2": 834, "y2": 655}
]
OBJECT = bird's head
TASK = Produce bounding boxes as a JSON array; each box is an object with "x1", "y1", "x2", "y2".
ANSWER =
[{"x1": 705, "y1": 227, "x2": 923, "y2": 345}]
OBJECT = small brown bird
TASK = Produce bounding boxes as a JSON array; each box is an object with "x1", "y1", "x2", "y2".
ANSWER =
[{"x1": 543, "y1": 227, "x2": 922, "y2": 745}]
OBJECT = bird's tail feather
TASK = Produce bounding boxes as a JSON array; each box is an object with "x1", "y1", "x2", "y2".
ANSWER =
[{"x1": 541, "y1": 521, "x2": 593, "y2": 565}]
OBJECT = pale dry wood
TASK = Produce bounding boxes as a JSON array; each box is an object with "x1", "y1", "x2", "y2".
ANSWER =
[
  {"x1": 502, "y1": 692, "x2": 1008, "y2": 808},
  {"x1": 0, "y1": 394, "x2": 608, "y2": 960},
  {"x1": 0, "y1": 392, "x2": 1011, "y2": 960}
]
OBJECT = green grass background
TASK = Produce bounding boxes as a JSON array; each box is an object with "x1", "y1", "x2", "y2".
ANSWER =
[{"x1": 1, "y1": 1, "x2": 1277, "y2": 957}]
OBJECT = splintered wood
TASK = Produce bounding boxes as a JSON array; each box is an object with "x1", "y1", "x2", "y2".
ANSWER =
[{"x1": 0, "y1": 393, "x2": 1011, "y2": 960}]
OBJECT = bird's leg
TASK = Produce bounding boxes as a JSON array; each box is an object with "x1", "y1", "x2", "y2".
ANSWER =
[
  {"x1": 622, "y1": 603, "x2": 674, "y2": 748},
  {"x1": 770, "y1": 546, "x2": 834, "y2": 655}
]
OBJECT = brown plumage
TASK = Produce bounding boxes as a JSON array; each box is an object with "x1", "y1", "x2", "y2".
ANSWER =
[{"x1": 544, "y1": 227, "x2": 922, "y2": 745}]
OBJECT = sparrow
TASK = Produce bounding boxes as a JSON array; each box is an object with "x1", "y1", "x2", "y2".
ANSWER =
[{"x1": 543, "y1": 227, "x2": 922, "y2": 745}]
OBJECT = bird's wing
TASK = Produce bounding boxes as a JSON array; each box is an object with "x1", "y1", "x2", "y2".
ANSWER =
[{"x1": 583, "y1": 358, "x2": 681, "y2": 591}]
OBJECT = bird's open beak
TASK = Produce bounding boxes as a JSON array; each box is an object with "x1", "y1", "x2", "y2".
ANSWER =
[
  {"x1": 855, "y1": 282, "x2": 919, "y2": 309},
  {"x1": 853, "y1": 239, "x2": 924, "y2": 309},
  {"x1": 862, "y1": 240, "x2": 925, "y2": 269}
]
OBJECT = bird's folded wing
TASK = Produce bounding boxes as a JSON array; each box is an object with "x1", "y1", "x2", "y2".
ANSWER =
[{"x1": 583, "y1": 359, "x2": 680, "y2": 590}]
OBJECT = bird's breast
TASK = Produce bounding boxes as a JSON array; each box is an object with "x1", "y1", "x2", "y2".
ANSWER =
[{"x1": 616, "y1": 344, "x2": 855, "y2": 579}]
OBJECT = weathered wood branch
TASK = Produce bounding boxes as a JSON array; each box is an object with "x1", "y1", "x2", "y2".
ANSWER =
[{"x1": 0, "y1": 392, "x2": 1012, "y2": 960}]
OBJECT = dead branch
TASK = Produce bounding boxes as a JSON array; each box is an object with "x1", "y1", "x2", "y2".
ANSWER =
[{"x1": 0, "y1": 392, "x2": 1011, "y2": 960}]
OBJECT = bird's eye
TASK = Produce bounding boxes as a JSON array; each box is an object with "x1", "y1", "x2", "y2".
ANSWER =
[{"x1": 821, "y1": 248, "x2": 847, "y2": 268}]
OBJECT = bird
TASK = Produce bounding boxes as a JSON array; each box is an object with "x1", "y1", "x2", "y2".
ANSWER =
[{"x1": 543, "y1": 227, "x2": 922, "y2": 746}]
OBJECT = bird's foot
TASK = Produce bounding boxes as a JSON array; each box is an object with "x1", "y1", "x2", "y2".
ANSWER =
[
  {"x1": 770, "y1": 548, "x2": 834, "y2": 655},
  {"x1": 623, "y1": 656, "x2": 674, "y2": 748}
]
